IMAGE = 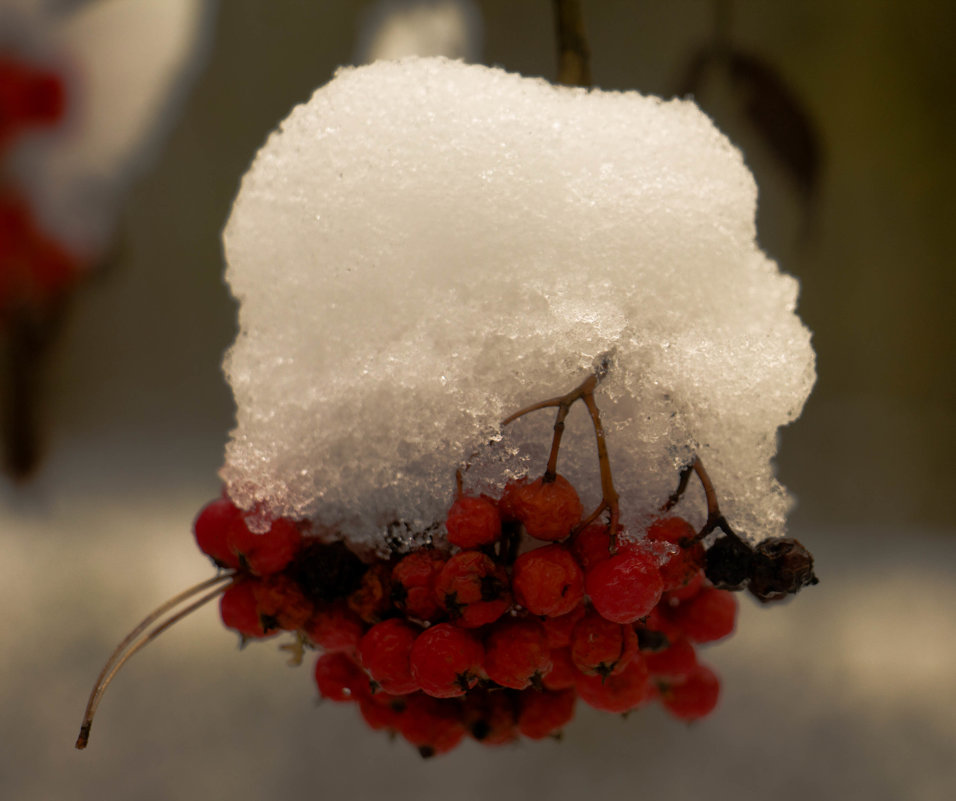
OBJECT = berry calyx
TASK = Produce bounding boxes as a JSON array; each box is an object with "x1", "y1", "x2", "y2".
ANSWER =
[
  {"x1": 483, "y1": 617, "x2": 552, "y2": 690},
  {"x1": 570, "y1": 608, "x2": 639, "y2": 678},
  {"x1": 434, "y1": 550, "x2": 511, "y2": 628}
]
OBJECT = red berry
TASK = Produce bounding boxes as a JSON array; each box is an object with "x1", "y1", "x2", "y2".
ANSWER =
[
  {"x1": 644, "y1": 637, "x2": 699, "y2": 680},
  {"x1": 358, "y1": 693, "x2": 406, "y2": 731},
  {"x1": 585, "y1": 546, "x2": 664, "y2": 623},
  {"x1": 303, "y1": 601, "x2": 366, "y2": 654},
  {"x1": 391, "y1": 549, "x2": 446, "y2": 621},
  {"x1": 570, "y1": 608, "x2": 639, "y2": 678},
  {"x1": 348, "y1": 562, "x2": 393, "y2": 623},
  {"x1": 396, "y1": 694, "x2": 466, "y2": 758},
  {"x1": 569, "y1": 524, "x2": 615, "y2": 570},
  {"x1": 358, "y1": 619, "x2": 421, "y2": 695},
  {"x1": 410, "y1": 623, "x2": 484, "y2": 698},
  {"x1": 517, "y1": 688, "x2": 577, "y2": 739},
  {"x1": 434, "y1": 550, "x2": 511, "y2": 628},
  {"x1": 251, "y1": 574, "x2": 314, "y2": 631},
  {"x1": 501, "y1": 475, "x2": 583, "y2": 541},
  {"x1": 314, "y1": 652, "x2": 369, "y2": 703},
  {"x1": 219, "y1": 579, "x2": 271, "y2": 639},
  {"x1": 667, "y1": 587, "x2": 737, "y2": 643},
  {"x1": 541, "y1": 604, "x2": 587, "y2": 648},
  {"x1": 483, "y1": 617, "x2": 552, "y2": 690},
  {"x1": 659, "y1": 664, "x2": 720, "y2": 720},
  {"x1": 512, "y1": 544, "x2": 585, "y2": 617},
  {"x1": 576, "y1": 657, "x2": 650, "y2": 714},
  {"x1": 542, "y1": 647, "x2": 579, "y2": 690},
  {"x1": 445, "y1": 495, "x2": 502, "y2": 548},
  {"x1": 663, "y1": 569, "x2": 706, "y2": 603},
  {"x1": 193, "y1": 497, "x2": 242, "y2": 569},
  {"x1": 227, "y1": 515, "x2": 303, "y2": 576},
  {"x1": 646, "y1": 517, "x2": 705, "y2": 591},
  {"x1": 462, "y1": 691, "x2": 519, "y2": 746}
]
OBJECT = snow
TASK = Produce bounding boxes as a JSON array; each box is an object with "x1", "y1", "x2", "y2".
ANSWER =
[{"x1": 220, "y1": 57, "x2": 815, "y2": 549}]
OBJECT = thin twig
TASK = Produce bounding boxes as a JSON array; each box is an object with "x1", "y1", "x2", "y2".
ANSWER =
[{"x1": 552, "y1": 0, "x2": 592, "y2": 87}]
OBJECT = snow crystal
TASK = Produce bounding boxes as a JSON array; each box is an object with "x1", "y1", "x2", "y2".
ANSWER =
[{"x1": 221, "y1": 57, "x2": 815, "y2": 550}]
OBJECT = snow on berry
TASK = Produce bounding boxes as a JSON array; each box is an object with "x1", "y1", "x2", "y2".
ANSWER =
[
  {"x1": 221, "y1": 57, "x2": 815, "y2": 547},
  {"x1": 77, "y1": 57, "x2": 820, "y2": 758}
]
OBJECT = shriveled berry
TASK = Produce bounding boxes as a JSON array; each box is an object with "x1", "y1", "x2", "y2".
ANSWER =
[
  {"x1": 659, "y1": 663, "x2": 720, "y2": 720},
  {"x1": 410, "y1": 623, "x2": 484, "y2": 698},
  {"x1": 434, "y1": 550, "x2": 511, "y2": 628},
  {"x1": 445, "y1": 495, "x2": 502, "y2": 548},
  {"x1": 287, "y1": 539, "x2": 367, "y2": 603},
  {"x1": 749, "y1": 537, "x2": 818, "y2": 602},
  {"x1": 570, "y1": 608, "x2": 639, "y2": 678},
  {"x1": 646, "y1": 516, "x2": 705, "y2": 591},
  {"x1": 252, "y1": 574, "x2": 314, "y2": 631},
  {"x1": 500, "y1": 474, "x2": 583, "y2": 541},
  {"x1": 585, "y1": 547, "x2": 664, "y2": 623},
  {"x1": 391, "y1": 549, "x2": 447, "y2": 621},
  {"x1": 303, "y1": 601, "x2": 366, "y2": 654},
  {"x1": 517, "y1": 688, "x2": 576, "y2": 739},
  {"x1": 483, "y1": 618, "x2": 552, "y2": 690},
  {"x1": 705, "y1": 533, "x2": 754, "y2": 590},
  {"x1": 359, "y1": 619, "x2": 421, "y2": 695},
  {"x1": 348, "y1": 562, "x2": 393, "y2": 623},
  {"x1": 314, "y1": 652, "x2": 369, "y2": 703},
  {"x1": 576, "y1": 657, "x2": 650, "y2": 714},
  {"x1": 666, "y1": 587, "x2": 737, "y2": 643},
  {"x1": 512, "y1": 544, "x2": 584, "y2": 617}
]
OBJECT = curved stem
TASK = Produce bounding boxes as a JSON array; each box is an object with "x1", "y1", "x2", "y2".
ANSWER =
[{"x1": 75, "y1": 572, "x2": 234, "y2": 750}]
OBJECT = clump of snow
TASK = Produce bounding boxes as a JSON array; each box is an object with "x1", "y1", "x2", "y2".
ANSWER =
[{"x1": 221, "y1": 57, "x2": 815, "y2": 549}]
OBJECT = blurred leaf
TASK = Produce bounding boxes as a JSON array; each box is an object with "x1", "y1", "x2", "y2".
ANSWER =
[{"x1": 678, "y1": 45, "x2": 822, "y2": 206}]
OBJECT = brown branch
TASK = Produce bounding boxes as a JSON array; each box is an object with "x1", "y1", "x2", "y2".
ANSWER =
[{"x1": 552, "y1": 0, "x2": 592, "y2": 87}]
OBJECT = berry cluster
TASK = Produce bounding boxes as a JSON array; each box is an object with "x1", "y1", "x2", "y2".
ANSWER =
[
  {"x1": 75, "y1": 372, "x2": 817, "y2": 754},
  {"x1": 0, "y1": 55, "x2": 77, "y2": 318}
]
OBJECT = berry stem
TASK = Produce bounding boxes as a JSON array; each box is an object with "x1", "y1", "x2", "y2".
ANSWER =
[
  {"x1": 502, "y1": 371, "x2": 620, "y2": 543},
  {"x1": 552, "y1": 0, "x2": 592, "y2": 87},
  {"x1": 75, "y1": 572, "x2": 234, "y2": 750},
  {"x1": 663, "y1": 456, "x2": 736, "y2": 542}
]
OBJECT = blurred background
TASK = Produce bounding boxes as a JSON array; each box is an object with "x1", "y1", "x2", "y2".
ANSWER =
[{"x1": 1, "y1": 1, "x2": 953, "y2": 800}]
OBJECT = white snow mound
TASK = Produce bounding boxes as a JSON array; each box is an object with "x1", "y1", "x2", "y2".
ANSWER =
[{"x1": 221, "y1": 57, "x2": 815, "y2": 549}]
